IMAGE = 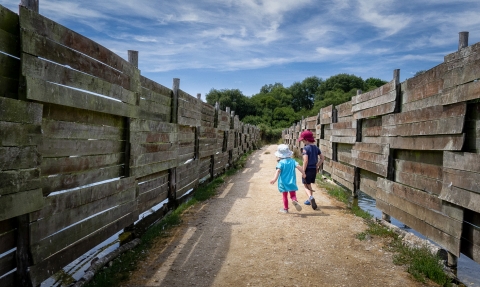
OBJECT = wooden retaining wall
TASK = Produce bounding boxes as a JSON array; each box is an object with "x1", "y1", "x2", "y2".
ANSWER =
[
  {"x1": 0, "y1": 4, "x2": 259, "y2": 287},
  {"x1": 285, "y1": 38, "x2": 480, "y2": 267}
]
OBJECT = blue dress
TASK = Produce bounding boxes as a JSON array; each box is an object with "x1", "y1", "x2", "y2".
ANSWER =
[{"x1": 275, "y1": 158, "x2": 299, "y2": 192}]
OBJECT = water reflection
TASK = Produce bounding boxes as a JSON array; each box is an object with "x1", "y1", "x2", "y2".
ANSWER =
[{"x1": 355, "y1": 191, "x2": 480, "y2": 287}]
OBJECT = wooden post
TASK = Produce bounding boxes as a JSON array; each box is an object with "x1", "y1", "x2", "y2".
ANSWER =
[
  {"x1": 230, "y1": 110, "x2": 235, "y2": 129},
  {"x1": 214, "y1": 102, "x2": 219, "y2": 128},
  {"x1": 382, "y1": 212, "x2": 391, "y2": 223},
  {"x1": 172, "y1": 78, "x2": 179, "y2": 124},
  {"x1": 356, "y1": 90, "x2": 363, "y2": 142},
  {"x1": 20, "y1": 0, "x2": 39, "y2": 12},
  {"x1": 458, "y1": 31, "x2": 469, "y2": 50},
  {"x1": 194, "y1": 126, "x2": 200, "y2": 160},
  {"x1": 16, "y1": 214, "x2": 33, "y2": 287},
  {"x1": 128, "y1": 50, "x2": 138, "y2": 68},
  {"x1": 353, "y1": 167, "x2": 360, "y2": 198},
  {"x1": 393, "y1": 69, "x2": 401, "y2": 113},
  {"x1": 197, "y1": 93, "x2": 201, "y2": 100},
  {"x1": 447, "y1": 252, "x2": 458, "y2": 268}
]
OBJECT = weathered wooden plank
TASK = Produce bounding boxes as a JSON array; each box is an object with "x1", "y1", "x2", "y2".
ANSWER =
[
  {"x1": 354, "y1": 101, "x2": 396, "y2": 120},
  {"x1": 352, "y1": 150, "x2": 388, "y2": 163},
  {"x1": 443, "y1": 151, "x2": 480, "y2": 173},
  {"x1": 444, "y1": 41, "x2": 480, "y2": 63},
  {"x1": 130, "y1": 143, "x2": 176, "y2": 158},
  {"x1": 332, "y1": 173, "x2": 354, "y2": 191},
  {"x1": 403, "y1": 64, "x2": 446, "y2": 104},
  {"x1": 440, "y1": 81, "x2": 480, "y2": 106},
  {"x1": 440, "y1": 183, "x2": 480, "y2": 213},
  {"x1": 137, "y1": 182, "x2": 168, "y2": 214},
  {"x1": 382, "y1": 134, "x2": 465, "y2": 150},
  {"x1": 0, "y1": 26, "x2": 19, "y2": 57},
  {"x1": 41, "y1": 164, "x2": 124, "y2": 195},
  {"x1": 377, "y1": 181, "x2": 462, "y2": 239},
  {"x1": 336, "y1": 101, "x2": 353, "y2": 117},
  {"x1": 0, "y1": 271, "x2": 15, "y2": 287},
  {"x1": 23, "y1": 54, "x2": 137, "y2": 105},
  {"x1": 0, "y1": 249, "x2": 15, "y2": 278},
  {"x1": 442, "y1": 168, "x2": 480, "y2": 193},
  {"x1": 30, "y1": 186, "x2": 135, "y2": 244},
  {"x1": 395, "y1": 170, "x2": 443, "y2": 196},
  {"x1": 0, "y1": 168, "x2": 40, "y2": 196},
  {"x1": 41, "y1": 153, "x2": 123, "y2": 176},
  {"x1": 132, "y1": 149, "x2": 177, "y2": 166},
  {"x1": 353, "y1": 142, "x2": 389, "y2": 155},
  {"x1": 0, "y1": 228, "x2": 15, "y2": 255},
  {"x1": 320, "y1": 105, "x2": 333, "y2": 124},
  {"x1": 0, "y1": 75, "x2": 19, "y2": 99},
  {"x1": 395, "y1": 159, "x2": 442, "y2": 180},
  {"x1": 130, "y1": 131, "x2": 175, "y2": 145},
  {"x1": 353, "y1": 81, "x2": 394, "y2": 105},
  {"x1": 0, "y1": 52, "x2": 19, "y2": 79},
  {"x1": 42, "y1": 103, "x2": 123, "y2": 127},
  {"x1": 130, "y1": 119, "x2": 176, "y2": 133},
  {"x1": 0, "y1": 189, "x2": 43, "y2": 221},
  {"x1": 31, "y1": 201, "x2": 136, "y2": 263},
  {"x1": 355, "y1": 158, "x2": 387, "y2": 177},
  {"x1": 332, "y1": 161, "x2": 355, "y2": 182},
  {"x1": 443, "y1": 58, "x2": 480, "y2": 90},
  {"x1": 140, "y1": 87, "x2": 171, "y2": 106},
  {"x1": 0, "y1": 96, "x2": 42, "y2": 124},
  {"x1": 26, "y1": 76, "x2": 138, "y2": 118},
  {"x1": 29, "y1": 211, "x2": 136, "y2": 286},
  {"x1": 383, "y1": 103, "x2": 466, "y2": 126},
  {"x1": 130, "y1": 159, "x2": 177, "y2": 178},
  {"x1": 0, "y1": 5, "x2": 19, "y2": 35},
  {"x1": 352, "y1": 90, "x2": 396, "y2": 112},
  {"x1": 140, "y1": 76, "x2": 172, "y2": 97},
  {"x1": 42, "y1": 118, "x2": 123, "y2": 140},
  {"x1": 376, "y1": 198, "x2": 461, "y2": 256},
  {"x1": 39, "y1": 138, "x2": 124, "y2": 158},
  {"x1": 20, "y1": 6, "x2": 136, "y2": 77},
  {"x1": 0, "y1": 121, "x2": 41, "y2": 146},
  {"x1": 382, "y1": 116, "x2": 465, "y2": 137},
  {"x1": 139, "y1": 99, "x2": 171, "y2": 122},
  {"x1": 330, "y1": 136, "x2": 356, "y2": 144},
  {"x1": 30, "y1": 177, "x2": 135, "y2": 221},
  {"x1": 0, "y1": 146, "x2": 40, "y2": 170},
  {"x1": 359, "y1": 170, "x2": 379, "y2": 198}
]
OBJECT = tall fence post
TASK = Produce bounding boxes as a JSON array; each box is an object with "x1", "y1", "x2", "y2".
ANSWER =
[
  {"x1": 16, "y1": 215, "x2": 33, "y2": 287},
  {"x1": 459, "y1": 31, "x2": 469, "y2": 50},
  {"x1": 168, "y1": 78, "x2": 180, "y2": 209},
  {"x1": 20, "y1": 0, "x2": 39, "y2": 12}
]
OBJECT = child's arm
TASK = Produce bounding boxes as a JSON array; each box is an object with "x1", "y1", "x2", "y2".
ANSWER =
[
  {"x1": 270, "y1": 168, "x2": 281, "y2": 184},
  {"x1": 302, "y1": 154, "x2": 308, "y2": 172},
  {"x1": 296, "y1": 165, "x2": 306, "y2": 178},
  {"x1": 317, "y1": 153, "x2": 325, "y2": 173}
]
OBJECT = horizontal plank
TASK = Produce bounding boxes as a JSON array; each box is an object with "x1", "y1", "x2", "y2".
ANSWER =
[
  {"x1": 378, "y1": 178, "x2": 442, "y2": 211},
  {"x1": 330, "y1": 136, "x2": 356, "y2": 144},
  {"x1": 332, "y1": 173, "x2": 354, "y2": 191},
  {"x1": 352, "y1": 80, "x2": 394, "y2": 104},
  {"x1": 395, "y1": 170, "x2": 443, "y2": 196},
  {"x1": 140, "y1": 75, "x2": 172, "y2": 96},
  {"x1": 0, "y1": 121, "x2": 41, "y2": 146},
  {"x1": 130, "y1": 119, "x2": 176, "y2": 133},
  {"x1": 443, "y1": 168, "x2": 480, "y2": 193},
  {"x1": 0, "y1": 249, "x2": 15, "y2": 278},
  {"x1": 443, "y1": 151, "x2": 480, "y2": 173},
  {"x1": 335, "y1": 101, "x2": 353, "y2": 117},
  {"x1": 381, "y1": 134, "x2": 465, "y2": 150},
  {"x1": 331, "y1": 121, "x2": 356, "y2": 130},
  {"x1": 39, "y1": 138, "x2": 125, "y2": 158},
  {"x1": 29, "y1": 211, "x2": 136, "y2": 286},
  {"x1": 443, "y1": 58, "x2": 480, "y2": 89},
  {"x1": 0, "y1": 146, "x2": 40, "y2": 170},
  {"x1": 352, "y1": 90, "x2": 396, "y2": 112},
  {"x1": 30, "y1": 177, "x2": 135, "y2": 221},
  {"x1": 30, "y1": 186, "x2": 135, "y2": 244},
  {"x1": 0, "y1": 168, "x2": 40, "y2": 196},
  {"x1": 0, "y1": 5, "x2": 19, "y2": 35},
  {"x1": 330, "y1": 128, "x2": 356, "y2": 137},
  {"x1": 20, "y1": 6, "x2": 136, "y2": 77},
  {"x1": 0, "y1": 189, "x2": 44, "y2": 221},
  {"x1": 23, "y1": 54, "x2": 137, "y2": 105},
  {"x1": 353, "y1": 101, "x2": 396, "y2": 120},
  {"x1": 41, "y1": 153, "x2": 123, "y2": 175},
  {"x1": 0, "y1": 28, "x2": 19, "y2": 57},
  {"x1": 382, "y1": 103, "x2": 466, "y2": 126},
  {"x1": 444, "y1": 41, "x2": 480, "y2": 62},
  {"x1": 41, "y1": 164, "x2": 124, "y2": 195},
  {"x1": 42, "y1": 119, "x2": 123, "y2": 140},
  {"x1": 0, "y1": 271, "x2": 15, "y2": 287},
  {"x1": 0, "y1": 75, "x2": 19, "y2": 99},
  {"x1": 403, "y1": 64, "x2": 446, "y2": 103},
  {"x1": 376, "y1": 198, "x2": 461, "y2": 256},
  {"x1": 354, "y1": 158, "x2": 387, "y2": 177},
  {"x1": 140, "y1": 87, "x2": 171, "y2": 106},
  {"x1": 132, "y1": 149, "x2": 177, "y2": 166},
  {"x1": 0, "y1": 52, "x2": 19, "y2": 79},
  {"x1": 137, "y1": 183, "x2": 168, "y2": 214},
  {"x1": 0, "y1": 227, "x2": 15, "y2": 255},
  {"x1": 0, "y1": 96, "x2": 42, "y2": 124},
  {"x1": 130, "y1": 159, "x2": 177, "y2": 178},
  {"x1": 31, "y1": 201, "x2": 136, "y2": 263},
  {"x1": 440, "y1": 183, "x2": 480, "y2": 213},
  {"x1": 353, "y1": 142, "x2": 389, "y2": 155},
  {"x1": 395, "y1": 159, "x2": 442, "y2": 180},
  {"x1": 352, "y1": 149, "x2": 388, "y2": 163},
  {"x1": 442, "y1": 78, "x2": 480, "y2": 105},
  {"x1": 42, "y1": 103, "x2": 123, "y2": 128},
  {"x1": 382, "y1": 116, "x2": 465, "y2": 137},
  {"x1": 26, "y1": 76, "x2": 138, "y2": 118}
]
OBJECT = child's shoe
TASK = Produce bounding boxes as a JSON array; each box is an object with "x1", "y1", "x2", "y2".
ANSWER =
[
  {"x1": 304, "y1": 200, "x2": 311, "y2": 205},
  {"x1": 292, "y1": 201, "x2": 302, "y2": 211},
  {"x1": 310, "y1": 196, "x2": 318, "y2": 210},
  {"x1": 279, "y1": 208, "x2": 288, "y2": 214}
]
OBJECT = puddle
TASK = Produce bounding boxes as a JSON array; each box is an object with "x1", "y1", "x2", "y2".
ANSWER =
[{"x1": 355, "y1": 191, "x2": 480, "y2": 287}]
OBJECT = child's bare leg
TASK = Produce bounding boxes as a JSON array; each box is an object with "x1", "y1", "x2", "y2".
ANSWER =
[{"x1": 304, "y1": 184, "x2": 313, "y2": 198}]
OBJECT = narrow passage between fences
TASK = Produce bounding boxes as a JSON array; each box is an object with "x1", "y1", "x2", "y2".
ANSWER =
[{"x1": 122, "y1": 145, "x2": 435, "y2": 287}]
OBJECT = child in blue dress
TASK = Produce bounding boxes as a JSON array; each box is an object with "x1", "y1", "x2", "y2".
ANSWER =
[{"x1": 270, "y1": 144, "x2": 306, "y2": 214}]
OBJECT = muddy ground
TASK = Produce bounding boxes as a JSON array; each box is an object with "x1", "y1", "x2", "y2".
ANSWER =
[{"x1": 121, "y1": 145, "x2": 438, "y2": 287}]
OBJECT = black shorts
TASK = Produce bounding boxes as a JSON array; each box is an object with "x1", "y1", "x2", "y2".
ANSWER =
[{"x1": 302, "y1": 168, "x2": 317, "y2": 184}]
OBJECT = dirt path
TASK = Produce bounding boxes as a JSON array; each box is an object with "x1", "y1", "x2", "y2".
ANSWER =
[{"x1": 123, "y1": 145, "x2": 437, "y2": 287}]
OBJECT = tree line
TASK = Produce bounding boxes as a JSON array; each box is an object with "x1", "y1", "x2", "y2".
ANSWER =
[{"x1": 206, "y1": 73, "x2": 387, "y2": 142}]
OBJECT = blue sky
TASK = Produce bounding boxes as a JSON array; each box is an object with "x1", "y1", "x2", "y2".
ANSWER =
[{"x1": 2, "y1": 0, "x2": 480, "y2": 100}]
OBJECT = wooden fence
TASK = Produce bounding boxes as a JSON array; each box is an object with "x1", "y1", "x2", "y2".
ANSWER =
[
  {"x1": 284, "y1": 33, "x2": 480, "y2": 268},
  {"x1": 0, "y1": 4, "x2": 259, "y2": 287}
]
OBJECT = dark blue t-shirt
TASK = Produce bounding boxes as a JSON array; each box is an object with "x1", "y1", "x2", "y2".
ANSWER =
[{"x1": 302, "y1": 144, "x2": 321, "y2": 169}]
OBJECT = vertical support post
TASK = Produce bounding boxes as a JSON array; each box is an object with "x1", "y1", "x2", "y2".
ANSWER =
[
  {"x1": 196, "y1": 93, "x2": 201, "y2": 100},
  {"x1": 194, "y1": 126, "x2": 200, "y2": 160},
  {"x1": 332, "y1": 108, "x2": 338, "y2": 123},
  {"x1": 382, "y1": 212, "x2": 391, "y2": 223},
  {"x1": 20, "y1": 0, "x2": 39, "y2": 12},
  {"x1": 353, "y1": 167, "x2": 360, "y2": 198},
  {"x1": 458, "y1": 31, "x2": 469, "y2": 50},
  {"x1": 16, "y1": 214, "x2": 33, "y2": 287},
  {"x1": 214, "y1": 102, "x2": 219, "y2": 128},
  {"x1": 128, "y1": 50, "x2": 138, "y2": 67},
  {"x1": 168, "y1": 78, "x2": 179, "y2": 209},
  {"x1": 447, "y1": 252, "x2": 458, "y2": 268},
  {"x1": 393, "y1": 69, "x2": 401, "y2": 113},
  {"x1": 356, "y1": 89, "x2": 363, "y2": 143}
]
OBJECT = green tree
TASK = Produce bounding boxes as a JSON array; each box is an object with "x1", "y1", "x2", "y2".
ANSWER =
[
  {"x1": 364, "y1": 77, "x2": 387, "y2": 91},
  {"x1": 205, "y1": 88, "x2": 254, "y2": 119}
]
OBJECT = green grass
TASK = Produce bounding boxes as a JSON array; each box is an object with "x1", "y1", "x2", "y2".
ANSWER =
[
  {"x1": 84, "y1": 151, "x2": 254, "y2": 287},
  {"x1": 314, "y1": 173, "x2": 452, "y2": 286}
]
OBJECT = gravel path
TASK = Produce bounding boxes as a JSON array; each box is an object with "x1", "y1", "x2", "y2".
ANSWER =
[{"x1": 123, "y1": 145, "x2": 437, "y2": 287}]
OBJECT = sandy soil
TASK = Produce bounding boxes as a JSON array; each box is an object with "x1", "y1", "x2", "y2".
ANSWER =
[{"x1": 121, "y1": 145, "x2": 438, "y2": 287}]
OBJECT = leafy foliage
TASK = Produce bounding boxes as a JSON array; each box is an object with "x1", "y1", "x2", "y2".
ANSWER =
[{"x1": 205, "y1": 73, "x2": 387, "y2": 143}]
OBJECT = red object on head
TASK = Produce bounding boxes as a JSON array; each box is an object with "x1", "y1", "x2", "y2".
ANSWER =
[{"x1": 298, "y1": 130, "x2": 315, "y2": 142}]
